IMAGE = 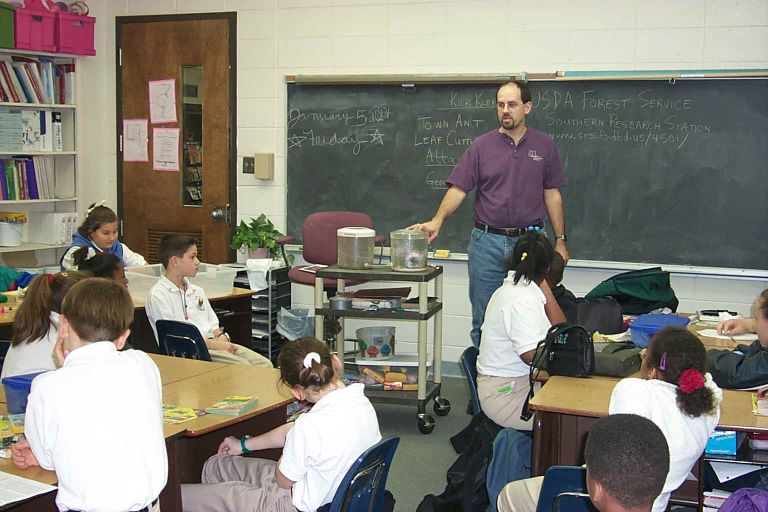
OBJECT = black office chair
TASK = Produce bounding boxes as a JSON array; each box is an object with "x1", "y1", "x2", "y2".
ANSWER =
[
  {"x1": 318, "y1": 436, "x2": 400, "y2": 512},
  {"x1": 536, "y1": 466, "x2": 596, "y2": 512},
  {"x1": 461, "y1": 346, "x2": 482, "y2": 416},
  {"x1": 155, "y1": 320, "x2": 212, "y2": 361}
]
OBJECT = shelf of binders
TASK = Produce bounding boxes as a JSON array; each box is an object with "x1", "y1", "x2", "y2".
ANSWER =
[
  {"x1": 0, "y1": 242, "x2": 70, "y2": 253},
  {"x1": 0, "y1": 102, "x2": 75, "y2": 109}
]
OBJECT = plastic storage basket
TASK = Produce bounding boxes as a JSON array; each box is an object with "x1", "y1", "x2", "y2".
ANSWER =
[{"x1": 629, "y1": 314, "x2": 690, "y2": 348}]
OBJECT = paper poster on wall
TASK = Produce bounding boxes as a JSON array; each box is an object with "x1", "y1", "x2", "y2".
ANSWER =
[
  {"x1": 123, "y1": 118, "x2": 149, "y2": 162},
  {"x1": 148, "y1": 79, "x2": 177, "y2": 124},
  {"x1": 153, "y1": 127, "x2": 180, "y2": 171}
]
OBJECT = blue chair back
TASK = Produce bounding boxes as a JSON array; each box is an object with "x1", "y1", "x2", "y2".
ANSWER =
[
  {"x1": 155, "y1": 320, "x2": 212, "y2": 362},
  {"x1": 461, "y1": 346, "x2": 481, "y2": 415},
  {"x1": 536, "y1": 466, "x2": 597, "y2": 512},
  {"x1": 323, "y1": 437, "x2": 399, "y2": 512}
]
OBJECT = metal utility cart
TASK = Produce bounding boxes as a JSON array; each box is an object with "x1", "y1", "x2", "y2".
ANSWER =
[{"x1": 314, "y1": 265, "x2": 450, "y2": 434}]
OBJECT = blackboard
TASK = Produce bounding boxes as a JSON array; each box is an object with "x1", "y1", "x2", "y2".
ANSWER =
[{"x1": 286, "y1": 78, "x2": 768, "y2": 270}]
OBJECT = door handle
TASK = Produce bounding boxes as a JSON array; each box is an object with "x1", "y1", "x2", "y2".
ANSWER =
[{"x1": 211, "y1": 204, "x2": 230, "y2": 223}]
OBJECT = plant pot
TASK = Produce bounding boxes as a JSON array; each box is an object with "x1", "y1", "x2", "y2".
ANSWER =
[{"x1": 247, "y1": 247, "x2": 271, "y2": 259}]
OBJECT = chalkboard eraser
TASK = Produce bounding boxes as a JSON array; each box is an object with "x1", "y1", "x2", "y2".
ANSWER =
[{"x1": 434, "y1": 249, "x2": 450, "y2": 258}]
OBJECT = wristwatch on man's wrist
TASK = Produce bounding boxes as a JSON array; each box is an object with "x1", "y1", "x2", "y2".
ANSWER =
[{"x1": 555, "y1": 234, "x2": 568, "y2": 242}]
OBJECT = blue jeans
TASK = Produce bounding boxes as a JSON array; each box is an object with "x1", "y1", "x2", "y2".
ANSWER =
[{"x1": 467, "y1": 227, "x2": 518, "y2": 348}]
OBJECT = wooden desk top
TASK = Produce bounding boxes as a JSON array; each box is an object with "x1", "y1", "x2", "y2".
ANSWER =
[
  {"x1": 531, "y1": 375, "x2": 768, "y2": 434},
  {"x1": 162, "y1": 364, "x2": 293, "y2": 437},
  {"x1": 0, "y1": 287, "x2": 255, "y2": 326},
  {"x1": 149, "y1": 354, "x2": 227, "y2": 386}
]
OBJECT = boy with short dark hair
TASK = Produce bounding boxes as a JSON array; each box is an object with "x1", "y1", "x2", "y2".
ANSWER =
[
  {"x1": 12, "y1": 278, "x2": 167, "y2": 512},
  {"x1": 586, "y1": 414, "x2": 670, "y2": 512},
  {"x1": 146, "y1": 234, "x2": 272, "y2": 367}
]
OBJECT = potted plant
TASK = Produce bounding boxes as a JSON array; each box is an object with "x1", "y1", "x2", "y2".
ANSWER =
[{"x1": 230, "y1": 214, "x2": 283, "y2": 259}]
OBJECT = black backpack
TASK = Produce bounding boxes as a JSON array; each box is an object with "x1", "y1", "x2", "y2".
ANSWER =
[{"x1": 522, "y1": 323, "x2": 594, "y2": 421}]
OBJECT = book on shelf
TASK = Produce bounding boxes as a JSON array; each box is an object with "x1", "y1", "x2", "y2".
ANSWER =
[
  {"x1": 0, "y1": 56, "x2": 76, "y2": 105},
  {"x1": 205, "y1": 395, "x2": 260, "y2": 416},
  {"x1": 0, "y1": 157, "x2": 55, "y2": 201},
  {"x1": 702, "y1": 488, "x2": 731, "y2": 509}
]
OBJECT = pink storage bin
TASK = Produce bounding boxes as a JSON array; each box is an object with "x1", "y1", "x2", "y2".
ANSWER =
[
  {"x1": 14, "y1": 0, "x2": 56, "y2": 52},
  {"x1": 55, "y1": 11, "x2": 95, "y2": 55}
]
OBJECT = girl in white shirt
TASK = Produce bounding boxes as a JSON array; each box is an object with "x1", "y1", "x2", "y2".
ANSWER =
[
  {"x1": 477, "y1": 232, "x2": 565, "y2": 431},
  {"x1": 181, "y1": 337, "x2": 382, "y2": 512},
  {"x1": 61, "y1": 202, "x2": 147, "y2": 270},
  {"x1": 1, "y1": 271, "x2": 89, "y2": 379},
  {"x1": 497, "y1": 328, "x2": 721, "y2": 512},
  {"x1": 609, "y1": 326, "x2": 722, "y2": 512}
]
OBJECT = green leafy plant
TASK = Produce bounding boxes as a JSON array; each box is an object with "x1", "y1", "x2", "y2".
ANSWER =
[{"x1": 230, "y1": 214, "x2": 283, "y2": 256}]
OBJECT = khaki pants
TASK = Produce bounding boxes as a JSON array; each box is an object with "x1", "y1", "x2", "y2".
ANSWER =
[
  {"x1": 497, "y1": 476, "x2": 544, "y2": 512},
  {"x1": 210, "y1": 344, "x2": 273, "y2": 368},
  {"x1": 181, "y1": 455, "x2": 296, "y2": 512},
  {"x1": 477, "y1": 374, "x2": 539, "y2": 431}
]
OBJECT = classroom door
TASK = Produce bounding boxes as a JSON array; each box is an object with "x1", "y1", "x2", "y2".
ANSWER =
[{"x1": 116, "y1": 14, "x2": 236, "y2": 264}]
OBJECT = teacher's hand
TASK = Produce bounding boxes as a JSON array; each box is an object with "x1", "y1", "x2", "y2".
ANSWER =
[
  {"x1": 407, "y1": 220, "x2": 441, "y2": 243},
  {"x1": 555, "y1": 239, "x2": 569, "y2": 264}
]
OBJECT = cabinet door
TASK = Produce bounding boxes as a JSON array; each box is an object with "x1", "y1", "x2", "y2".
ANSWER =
[{"x1": 117, "y1": 15, "x2": 235, "y2": 263}]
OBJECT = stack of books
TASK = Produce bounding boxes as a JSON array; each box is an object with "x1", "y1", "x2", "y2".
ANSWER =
[
  {"x1": 0, "y1": 157, "x2": 56, "y2": 200},
  {"x1": 205, "y1": 395, "x2": 260, "y2": 416},
  {"x1": 0, "y1": 56, "x2": 76, "y2": 105}
]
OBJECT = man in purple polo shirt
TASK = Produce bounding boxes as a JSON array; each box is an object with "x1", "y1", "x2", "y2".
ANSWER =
[{"x1": 410, "y1": 80, "x2": 568, "y2": 348}]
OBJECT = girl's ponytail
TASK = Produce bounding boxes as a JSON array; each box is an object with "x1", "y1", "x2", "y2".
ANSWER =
[
  {"x1": 510, "y1": 232, "x2": 555, "y2": 284},
  {"x1": 11, "y1": 271, "x2": 90, "y2": 346},
  {"x1": 12, "y1": 274, "x2": 55, "y2": 346},
  {"x1": 646, "y1": 327, "x2": 717, "y2": 418}
]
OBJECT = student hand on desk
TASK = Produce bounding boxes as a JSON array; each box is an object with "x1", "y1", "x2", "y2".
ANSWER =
[
  {"x1": 717, "y1": 318, "x2": 757, "y2": 336},
  {"x1": 11, "y1": 439, "x2": 40, "y2": 469}
]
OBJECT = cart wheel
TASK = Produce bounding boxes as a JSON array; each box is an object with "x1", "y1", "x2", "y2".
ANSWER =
[
  {"x1": 433, "y1": 397, "x2": 451, "y2": 416},
  {"x1": 418, "y1": 414, "x2": 435, "y2": 434}
]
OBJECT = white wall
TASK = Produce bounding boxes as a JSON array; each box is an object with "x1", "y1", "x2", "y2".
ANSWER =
[{"x1": 80, "y1": 0, "x2": 768, "y2": 366}]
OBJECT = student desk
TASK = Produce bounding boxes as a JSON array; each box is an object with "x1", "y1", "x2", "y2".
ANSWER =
[
  {"x1": 0, "y1": 287, "x2": 255, "y2": 354},
  {"x1": 529, "y1": 375, "x2": 768, "y2": 507},
  {"x1": 0, "y1": 355, "x2": 293, "y2": 512}
]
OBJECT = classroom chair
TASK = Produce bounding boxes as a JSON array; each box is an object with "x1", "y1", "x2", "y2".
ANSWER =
[
  {"x1": 317, "y1": 436, "x2": 400, "y2": 512},
  {"x1": 461, "y1": 345, "x2": 482, "y2": 416},
  {"x1": 276, "y1": 211, "x2": 386, "y2": 344},
  {"x1": 155, "y1": 320, "x2": 212, "y2": 361},
  {"x1": 536, "y1": 466, "x2": 596, "y2": 512}
]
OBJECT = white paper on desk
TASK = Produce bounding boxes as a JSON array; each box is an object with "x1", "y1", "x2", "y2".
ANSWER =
[
  {"x1": 709, "y1": 462, "x2": 767, "y2": 482},
  {"x1": 601, "y1": 331, "x2": 632, "y2": 342},
  {"x1": 0, "y1": 470, "x2": 56, "y2": 507},
  {"x1": 697, "y1": 329, "x2": 758, "y2": 342}
]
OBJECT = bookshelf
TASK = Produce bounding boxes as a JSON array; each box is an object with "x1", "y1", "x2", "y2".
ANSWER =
[{"x1": 0, "y1": 48, "x2": 79, "y2": 258}]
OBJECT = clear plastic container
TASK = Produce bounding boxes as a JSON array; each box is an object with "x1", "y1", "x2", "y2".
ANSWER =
[
  {"x1": 337, "y1": 227, "x2": 374, "y2": 269},
  {"x1": 390, "y1": 229, "x2": 428, "y2": 272}
]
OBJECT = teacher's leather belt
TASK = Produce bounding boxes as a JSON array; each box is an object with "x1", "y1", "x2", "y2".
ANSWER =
[{"x1": 474, "y1": 221, "x2": 543, "y2": 237}]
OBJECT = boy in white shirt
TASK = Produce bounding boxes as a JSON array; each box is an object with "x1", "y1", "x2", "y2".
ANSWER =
[
  {"x1": 11, "y1": 278, "x2": 167, "y2": 512},
  {"x1": 145, "y1": 234, "x2": 272, "y2": 367}
]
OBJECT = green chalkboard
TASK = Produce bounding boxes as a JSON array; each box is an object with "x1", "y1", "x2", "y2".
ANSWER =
[{"x1": 286, "y1": 78, "x2": 768, "y2": 270}]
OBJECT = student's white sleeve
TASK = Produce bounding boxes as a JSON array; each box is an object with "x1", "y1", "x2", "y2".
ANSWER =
[
  {"x1": 121, "y1": 243, "x2": 147, "y2": 267},
  {"x1": 279, "y1": 417, "x2": 321, "y2": 483},
  {"x1": 608, "y1": 378, "x2": 653, "y2": 417},
  {"x1": 503, "y1": 298, "x2": 550, "y2": 356},
  {"x1": 144, "y1": 289, "x2": 176, "y2": 344},
  {"x1": 24, "y1": 380, "x2": 56, "y2": 470},
  {"x1": 202, "y1": 294, "x2": 220, "y2": 335}
]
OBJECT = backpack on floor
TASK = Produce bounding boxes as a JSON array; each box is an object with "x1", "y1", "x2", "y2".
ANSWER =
[{"x1": 585, "y1": 267, "x2": 679, "y2": 315}]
